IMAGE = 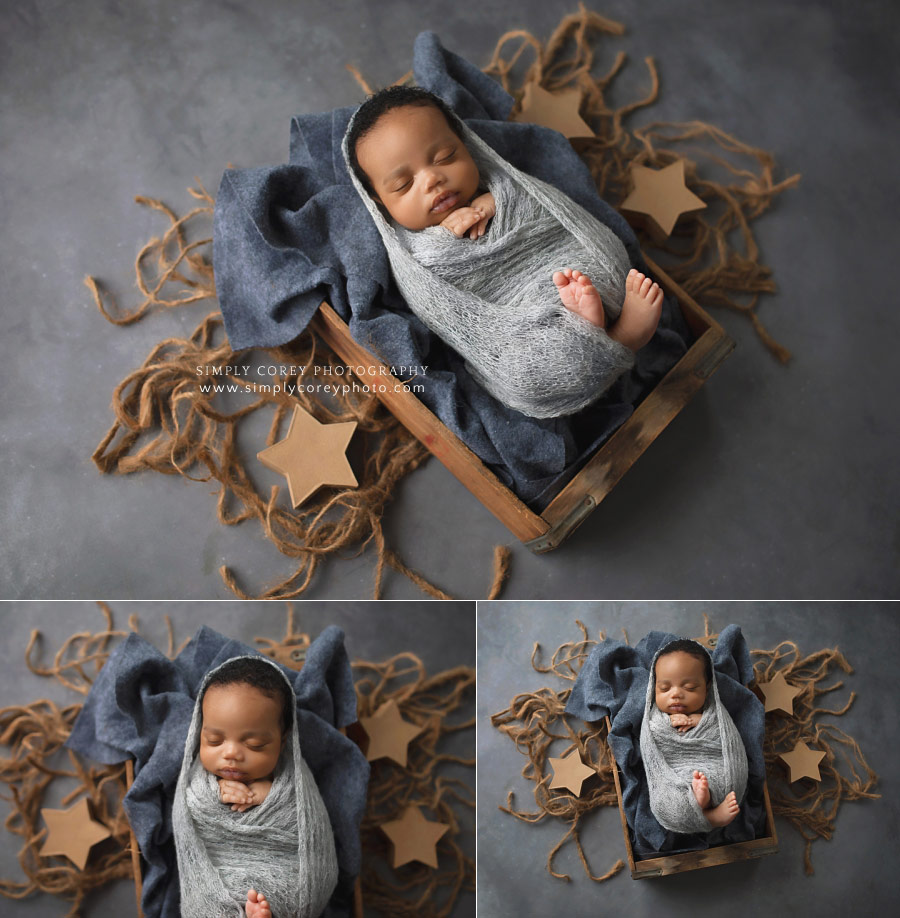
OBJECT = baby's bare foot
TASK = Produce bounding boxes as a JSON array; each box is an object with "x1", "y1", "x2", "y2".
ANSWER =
[
  {"x1": 607, "y1": 269, "x2": 664, "y2": 351},
  {"x1": 245, "y1": 889, "x2": 271, "y2": 918},
  {"x1": 553, "y1": 268, "x2": 606, "y2": 327},
  {"x1": 705, "y1": 791, "x2": 740, "y2": 828},
  {"x1": 692, "y1": 770, "x2": 710, "y2": 809}
]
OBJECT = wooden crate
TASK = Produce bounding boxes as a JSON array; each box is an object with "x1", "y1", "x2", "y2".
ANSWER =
[
  {"x1": 604, "y1": 717, "x2": 779, "y2": 878},
  {"x1": 310, "y1": 254, "x2": 734, "y2": 552}
]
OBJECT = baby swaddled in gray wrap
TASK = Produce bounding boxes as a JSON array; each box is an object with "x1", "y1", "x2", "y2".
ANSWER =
[
  {"x1": 640, "y1": 639, "x2": 748, "y2": 834},
  {"x1": 173, "y1": 656, "x2": 339, "y2": 918},
  {"x1": 343, "y1": 85, "x2": 666, "y2": 419}
]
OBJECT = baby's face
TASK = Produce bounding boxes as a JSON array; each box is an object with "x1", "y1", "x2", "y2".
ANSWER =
[
  {"x1": 355, "y1": 103, "x2": 480, "y2": 230},
  {"x1": 199, "y1": 682, "x2": 284, "y2": 783},
  {"x1": 654, "y1": 651, "x2": 708, "y2": 715}
]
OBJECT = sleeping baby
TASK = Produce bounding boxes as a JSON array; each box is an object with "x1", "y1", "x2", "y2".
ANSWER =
[
  {"x1": 342, "y1": 86, "x2": 664, "y2": 419},
  {"x1": 173, "y1": 656, "x2": 338, "y2": 918},
  {"x1": 639, "y1": 639, "x2": 747, "y2": 833}
]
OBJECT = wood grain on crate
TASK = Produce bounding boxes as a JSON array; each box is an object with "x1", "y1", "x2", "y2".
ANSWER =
[
  {"x1": 310, "y1": 256, "x2": 733, "y2": 552},
  {"x1": 605, "y1": 716, "x2": 778, "y2": 878}
]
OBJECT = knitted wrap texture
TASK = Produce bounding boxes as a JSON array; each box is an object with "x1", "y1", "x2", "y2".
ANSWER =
[
  {"x1": 639, "y1": 640, "x2": 749, "y2": 835},
  {"x1": 172, "y1": 655, "x2": 339, "y2": 918},
  {"x1": 342, "y1": 118, "x2": 635, "y2": 418}
]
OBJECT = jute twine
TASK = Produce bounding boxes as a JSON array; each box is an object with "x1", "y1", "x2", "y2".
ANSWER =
[
  {"x1": 491, "y1": 618, "x2": 879, "y2": 883},
  {"x1": 752, "y1": 641, "x2": 880, "y2": 874},
  {"x1": 0, "y1": 604, "x2": 138, "y2": 917},
  {"x1": 352, "y1": 651, "x2": 474, "y2": 916},
  {"x1": 480, "y1": 5, "x2": 800, "y2": 362},
  {"x1": 489, "y1": 620, "x2": 623, "y2": 882},
  {"x1": 86, "y1": 185, "x2": 511, "y2": 602},
  {"x1": 0, "y1": 605, "x2": 474, "y2": 917}
]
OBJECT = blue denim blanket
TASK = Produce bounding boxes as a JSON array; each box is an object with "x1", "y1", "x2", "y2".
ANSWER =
[
  {"x1": 67, "y1": 626, "x2": 369, "y2": 918},
  {"x1": 565, "y1": 624, "x2": 767, "y2": 857},
  {"x1": 213, "y1": 31, "x2": 690, "y2": 506}
]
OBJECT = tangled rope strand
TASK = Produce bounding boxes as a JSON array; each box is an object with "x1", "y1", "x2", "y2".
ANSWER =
[
  {"x1": 484, "y1": 6, "x2": 800, "y2": 361},
  {"x1": 751, "y1": 641, "x2": 880, "y2": 874},
  {"x1": 490, "y1": 621, "x2": 625, "y2": 882},
  {"x1": 353, "y1": 653, "x2": 475, "y2": 917},
  {"x1": 87, "y1": 185, "x2": 512, "y2": 601}
]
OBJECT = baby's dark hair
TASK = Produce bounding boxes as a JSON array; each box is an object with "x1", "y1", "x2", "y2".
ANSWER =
[
  {"x1": 204, "y1": 657, "x2": 294, "y2": 736},
  {"x1": 346, "y1": 85, "x2": 466, "y2": 193},
  {"x1": 655, "y1": 639, "x2": 713, "y2": 684}
]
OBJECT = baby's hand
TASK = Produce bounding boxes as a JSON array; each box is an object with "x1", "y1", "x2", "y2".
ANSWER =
[
  {"x1": 246, "y1": 779, "x2": 273, "y2": 805},
  {"x1": 670, "y1": 713, "x2": 702, "y2": 733},
  {"x1": 219, "y1": 778, "x2": 257, "y2": 812},
  {"x1": 440, "y1": 192, "x2": 495, "y2": 239}
]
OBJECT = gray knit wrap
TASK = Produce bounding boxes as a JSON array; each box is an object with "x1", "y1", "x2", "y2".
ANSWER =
[
  {"x1": 342, "y1": 117, "x2": 635, "y2": 418},
  {"x1": 639, "y1": 641, "x2": 749, "y2": 835},
  {"x1": 172, "y1": 656, "x2": 339, "y2": 918}
]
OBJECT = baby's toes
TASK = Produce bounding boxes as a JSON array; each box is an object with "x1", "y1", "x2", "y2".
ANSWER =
[
  {"x1": 651, "y1": 283, "x2": 664, "y2": 306},
  {"x1": 640, "y1": 276, "x2": 653, "y2": 297},
  {"x1": 552, "y1": 271, "x2": 568, "y2": 288}
]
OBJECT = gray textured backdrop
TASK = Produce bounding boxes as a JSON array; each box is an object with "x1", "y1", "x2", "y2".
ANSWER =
[
  {"x1": 2, "y1": 0, "x2": 897, "y2": 599},
  {"x1": 477, "y1": 601, "x2": 899, "y2": 917}
]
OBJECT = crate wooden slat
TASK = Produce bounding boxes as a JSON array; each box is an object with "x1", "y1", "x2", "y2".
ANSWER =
[
  {"x1": 309, "y1": 254, "x2": 733, "y2": 552},
  {"x1": 605, "y1": 716, "x2": 779, "y2": 878}
]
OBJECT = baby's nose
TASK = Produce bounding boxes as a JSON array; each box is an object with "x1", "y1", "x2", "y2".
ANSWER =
[{"x1": 422, "y1": 167, "x2": 444, "y2": 190}]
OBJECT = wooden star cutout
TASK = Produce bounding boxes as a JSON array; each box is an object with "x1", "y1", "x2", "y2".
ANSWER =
[
  {"x1": 40, "y1": 798, "x2": 112, "y2": 870},
  {"x1": 694, "y1": 633, "x2": 719, "y2": 650},
  {"x1": 359, "y1": 699, "x2": 422, "y2": 767},
  {"x1": 620, "y1": 160, "x2": 707, "y2": 241},
  {"x1": 779, "y1": 740, "x2": 826, "y2": 782},
  {"x1": 257, "y1": 404, "x2": 357, "y2": 508},
  {"x1": 759, "y1": 670, "x2": 803, "y2": 715},
  {"x1": 512, "y1": 83, "x2": 595, "y2": 139},
  {"x1": 548, "y1": 748, "x2": 596, "y2": 796},
  {"x1": 380, "y1": 805, "x2": 450, "y2": 868}
]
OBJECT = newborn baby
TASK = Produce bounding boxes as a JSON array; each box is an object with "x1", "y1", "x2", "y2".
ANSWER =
[
  {"x1": 173, "y1": 656, "x2": 338, "y2": 918},
  {"x1": 343, "y1": 86, "x2": 664, "y2": 418},
  {"x1": 639, "y1": 639, "x2": 748, "y2": 834}
]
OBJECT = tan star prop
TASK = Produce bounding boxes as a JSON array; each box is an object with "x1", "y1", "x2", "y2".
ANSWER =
[
  {"x1": 620, "y1": 160, "x2": 707, "y2": 242},
  {"x1": 359, "y1": 698, "x2": 423, "y2": 767},
  {"x1": 40, "y1": 798, "x2": 112, "y2": 870},
  {"x1": 759, "y1": 670, "x2": 803, "y2": 715},
  {"x1": 257, "y1": 404, "x2": 357, "y2": 508},
  {"x1": 512, "y1": 83, "x2": 595, "y2": 139},
  {"x1": 779, "y1": 740, "x2": 826, "y2": 783},
  {"x1": 548, "y1": 747, "x2": 596, "y2": 796},
  {"x1": 694, "y1": 633, "x2": 719, "y2": 650},
  {"x1": 380, "y1": 805, "x2": 450, "y2": 869}
]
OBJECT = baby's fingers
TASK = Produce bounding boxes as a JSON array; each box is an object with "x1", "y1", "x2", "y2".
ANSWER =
[{"x1": 468, "y1": 214, "x2": 491, "y2": 240}]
